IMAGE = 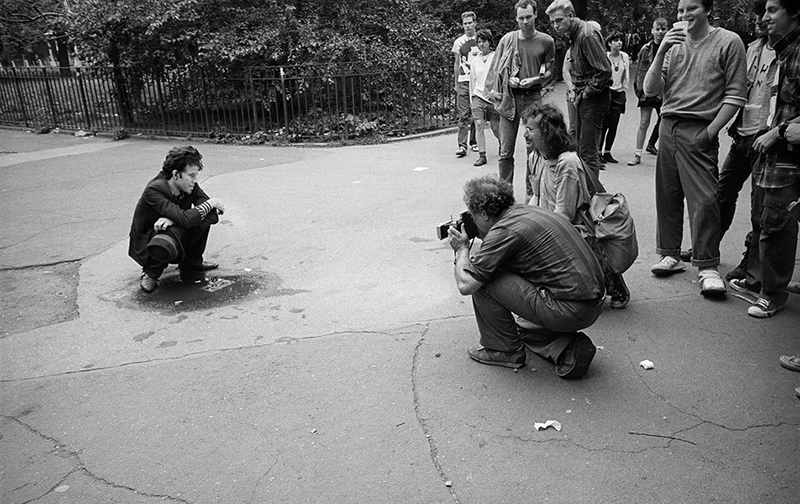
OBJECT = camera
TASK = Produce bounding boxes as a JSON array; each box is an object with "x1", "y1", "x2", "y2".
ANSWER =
[{"x1": 436, "y1": 211, "x2": 479, "y2": 240}]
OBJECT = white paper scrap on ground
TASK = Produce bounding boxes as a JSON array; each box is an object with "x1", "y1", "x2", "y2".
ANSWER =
[
  {"x1": 413, "y1": 167, "x2": 430, "y2": 171},
  {"x1": 639, "y1": 359, "x2": 654, "y2": 369},
  {"x1": 533, "y1": 420, "x2": 562, "y2": 431}
]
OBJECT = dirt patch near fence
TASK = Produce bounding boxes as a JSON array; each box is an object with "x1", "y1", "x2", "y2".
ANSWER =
[{"x1": 0, "y1": 262, "x2": 80, "y2": 336}]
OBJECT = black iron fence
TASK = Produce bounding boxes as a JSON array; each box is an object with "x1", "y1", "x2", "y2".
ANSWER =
[{"x1": 0, "y1": 57, "x2": 457, "y2": 141}]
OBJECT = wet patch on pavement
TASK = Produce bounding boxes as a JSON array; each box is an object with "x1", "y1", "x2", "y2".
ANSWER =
[
  {"x1": 0, "y1": 262, "x2": 80, "y2": 336},
  {"x1": 99, "y1": 271, "x2": 307, "y2": 314}
]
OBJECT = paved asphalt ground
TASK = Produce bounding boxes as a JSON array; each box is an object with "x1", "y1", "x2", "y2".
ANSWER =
[{"x1": 1, "y1": 83, "x2": 799, "y2": 504}]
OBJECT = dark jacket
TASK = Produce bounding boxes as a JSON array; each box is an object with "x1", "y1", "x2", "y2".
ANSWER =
[{"x1": 128, "y1": 173, "x2": 218, "y2": 266}]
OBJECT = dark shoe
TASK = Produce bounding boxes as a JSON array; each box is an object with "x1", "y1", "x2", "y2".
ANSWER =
[
  {"x1": 455, "y1": 147, "x2": 467, "y2": 158},
  {"x1": 180, "y1": 270, "x2": 206, "y2": 284},
  {"x1": 646, "y1": 144, "x2": 658, "y2": 155},
  {"x1": 679, "y1": 249, "x2": 692, "y2": 262},
  {"x1": 748, "y1": 297, "x2": 784, "y2": 318},
  {"x1": 729, "y1": 278, "x2": 758, "y2": 295},
  {"x1": 197, "y1": 261, "x2": 219, "y2": 271},
  {"x1": 602, "y1": 152, "x2": 618, "y2": 164},
  {"x1": 725, "y1": 251, "x2": 748, "y2": 280},
  {"x1": 610, "y1": 274, "x2": 630, "y2": 310},
  {"x1": 786, "y1": 281, "x2": 800, "y2": 295},
  {"x1": 140, "y1": 273, "x2": 158, "y2": 292},
  {"x1": 467, "y1": 345, "x2": 525, "y2": 369},
  {"x1": 779, "y1": 355, "x2": 800, "y2": 372},
  {"x1": 556, "y1": 332, "x2": 596, "y2": 379},
  {"x1": 474, "y1": 155, "x2": 487, "y2": 167}
]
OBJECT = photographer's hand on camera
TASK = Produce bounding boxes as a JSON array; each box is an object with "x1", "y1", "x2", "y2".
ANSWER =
[{"x1": 447, "y1": 223, "x2": 470, "y2": 252}]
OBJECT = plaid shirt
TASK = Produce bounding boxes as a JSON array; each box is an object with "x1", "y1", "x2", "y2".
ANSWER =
[
  {"x1": 566, "y1": 19, "x2": 612, "y2": 99},
  {"x1": 754, "y1": 27, "x2": 800, "y2": 189}
]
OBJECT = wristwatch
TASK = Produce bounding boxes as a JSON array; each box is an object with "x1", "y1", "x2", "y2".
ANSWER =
[{"x1": 778, "y1": 123, "x2": 788, "y2": 139}]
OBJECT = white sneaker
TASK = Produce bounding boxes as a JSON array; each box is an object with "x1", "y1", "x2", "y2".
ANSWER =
[
  {"x1": 651, "y1": 256, "x2": 686, "y2": 276},
  {"x1": 698, "y1": 268, "x2": 726, "y2": 297}
]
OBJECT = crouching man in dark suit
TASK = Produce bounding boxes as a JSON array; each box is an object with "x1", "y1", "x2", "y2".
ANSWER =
[
  {"x1": 447, "y1": 175, "x2": 604, "y2": 378},
  {"x1": 129, "y1": 146, "x2": 226, "y2": 292}
]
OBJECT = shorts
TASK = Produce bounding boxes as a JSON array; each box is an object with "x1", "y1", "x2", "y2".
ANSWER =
[{"x1": 471, "y1": 96, "x2": 497, "y2": 121}]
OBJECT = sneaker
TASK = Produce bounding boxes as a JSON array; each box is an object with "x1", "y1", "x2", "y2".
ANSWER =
[
  {"x1": 698, "y1": 268, "x2": 726, "y2": 297},
  {"x1": 140, "y1": 273, "x2": 158, "y2": 292},
  {"x1": 474, "y1": 155, "x2": 487, "y2": 167},
  {"x1": 795, "y1": 386, "x2": 800, "y2": 398},
  {"x1": 455, "y1": 147, "x2": 467, "y2": 158},
  {"x1": 470, "y1": 145, "x2": 479, "y2": 152},
  {"x1": 610, "y1": 274, "x2": 630, "y2": 309},
  {"x1": 779, "y1": 355, "x2": 800, "y2": 372},
  {"x1": 467, "y1": 345, "x2": 526, "y2": 369},
  {"x1": 748, "y1": 298, "x2": 783, "y2": 318},
  {"x1": 787, "y1": 281, "x2": 800, "y2": 295},
  {"x1": 729, "y1": 278, "x2": 758, "y2": 295},
  {"x1": 651, "y1": 255, "x2": 686, "y2": 276},
  {"x1": 646, "y1": 144, "x2": 658, "y2": 155},
  {"x1": 627, "y1": 154, "x2": 641, "y2": 166},
  {"x1": 725, "y1": 251, "x2": 748, "y2": 280},
  {"x1": 602, "y1": 152, "x2": 618, "y2": 164},
  {"x1": 556, "y1": 333, "x2": 596, "y2": 379}
]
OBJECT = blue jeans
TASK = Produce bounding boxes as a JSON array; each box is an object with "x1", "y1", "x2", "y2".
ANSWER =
[
  {"x1": 575, "y1": 88, "x2": 610, "y2": 177},
  {"x1": 655, "y1": 117, "x2": 721, "y2": 268},
  {"x1": 498, "y1": 91, "x2": 541, "y2": 185},
  {"x1": 471, "y1": 271, "x2": 603, "y2": 362},
  {"x1": 746, "y1": 183, "x2": 800, "y2": 305}
]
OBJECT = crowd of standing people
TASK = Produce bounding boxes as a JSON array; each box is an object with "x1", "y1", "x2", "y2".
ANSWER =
[{"x1": 446, "y1": 0, "x2": 800, "y2": 394}]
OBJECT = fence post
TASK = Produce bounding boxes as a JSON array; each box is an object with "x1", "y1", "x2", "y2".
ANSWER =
[
  {"x1": 280, "y1": 67, "x2": 289, "y2": 134},
  {"x1": 200, "y1": 68, "x2": 212, "y2": 132},
  {"x1": 42, "y1": 68, "x2": 58, "y2": 127},
  {"x1": 12, "y1": 68, "x2": 30, "y2": 126},
  {"x1": 248, "y1": 67, "x2": 258, "y2": 134},
  {"x1": 340, "y1": 62, "x2": 349, "y2": 140},
  {"x1": 154, "y1": 72, "x2": 168, "y2": 135},
  {"x1": 77, "y1": 69, "x2": 92, "y2": 130}
]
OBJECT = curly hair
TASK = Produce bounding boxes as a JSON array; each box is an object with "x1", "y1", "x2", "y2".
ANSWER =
[
  {"x1": 463, "y1": 176, "x2": 515, "y2": 218},
  {"x1": 521, "y1": 102, "x2": 576, "y2": 160},
  {"x1": 161, "y1": 146, "x2": 203, "y2": 179},
  {"x1": 476, "y1": 29, "x2": 494, "y2": 45}
]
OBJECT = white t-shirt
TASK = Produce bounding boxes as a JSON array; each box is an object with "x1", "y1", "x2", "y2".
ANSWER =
[
  {"x1": 470, "y1": 51, "x2": 495, "y2": 101},
  {"x1": 453, "y1": 34, "x2": 480, "y2": 83}
]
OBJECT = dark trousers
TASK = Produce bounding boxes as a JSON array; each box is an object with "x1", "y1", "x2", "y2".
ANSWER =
[
  {"x1": 471, "y1": 271, "x2": 603, "y2": 363},
  {"x1": 499, "y1": 92, "x2": 541, "y2": 186},
  {"x1": 456, "y1": 81, "x2": 477, "y2": 149},
  {"x1": 718, "y1": 133, "x2": 757, "y2": 239},
  {"x1": 746, "y1": 183, "x2": 800, "y2": 306},
  {"x1": 575, "y1": 88, "x2": 611, "y2": 177},
  {"x1": 655, "y1": 117, "x2": 721, "y2": 268},
  {"x1": 144, "y1": 223, "x2": 211, "y2": 279}
]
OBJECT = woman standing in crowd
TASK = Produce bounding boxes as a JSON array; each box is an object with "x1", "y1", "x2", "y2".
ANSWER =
[
  {"x1": 628, "y1": 18, "x2": 667, "y2": 166},
  {"x1": 469, "y1": 29, "x2": 501, "y2": 167},
  {"x1": 600, "y1": 31, "x2": 629, "y2": 165}
]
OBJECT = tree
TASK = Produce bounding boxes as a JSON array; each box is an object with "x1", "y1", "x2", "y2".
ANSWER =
[{"x1": 0, "y1": 0, "x2": 70, "y2": 66}]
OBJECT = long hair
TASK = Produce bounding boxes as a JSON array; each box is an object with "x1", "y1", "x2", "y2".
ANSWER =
[{"x1": 521, "y1": 103, "x2": 577, "y2": 160}]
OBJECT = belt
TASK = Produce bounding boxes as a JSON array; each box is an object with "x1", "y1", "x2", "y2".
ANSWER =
[{"x1": 512, "y1": 87, "x2": 541, "y2": 96}]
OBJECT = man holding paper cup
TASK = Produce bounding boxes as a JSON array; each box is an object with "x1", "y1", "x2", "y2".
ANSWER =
[{"x1": 642, "y1": 0, "x2": 747, "y2": 298}]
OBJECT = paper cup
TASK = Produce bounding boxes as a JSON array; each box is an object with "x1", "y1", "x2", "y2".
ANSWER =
[{"x1": 673, "y1": 20, "x2": 688, "y2": 33}]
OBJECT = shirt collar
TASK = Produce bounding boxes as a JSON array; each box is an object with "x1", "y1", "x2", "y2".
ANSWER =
[{"x1": 773, "y1": 26, "x2": 800, "y2": 56}]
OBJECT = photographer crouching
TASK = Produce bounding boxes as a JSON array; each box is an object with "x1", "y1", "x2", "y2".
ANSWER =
[{"x1": 447, "y1": 175, "x2": 605, "y2": 378}]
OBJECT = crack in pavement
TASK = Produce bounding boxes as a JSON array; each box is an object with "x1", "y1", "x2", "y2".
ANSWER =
[
  {"x1": 411, "y1": 322, "x2": 461, "y2": 504},
  {"x1": 0, "y1": 326, "x2": 422, "y2": 383},
  {"x1": 626, "y1": 354, "x2": 800, "y2": 440},
  {"x1": 3, "y1": 414, "x2": 191, "y2": 504}
]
